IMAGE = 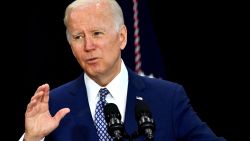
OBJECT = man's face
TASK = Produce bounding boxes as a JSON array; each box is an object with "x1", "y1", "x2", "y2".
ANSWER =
[{"x1": 66, "y1": 3, "x2": 127, "y2": 85}]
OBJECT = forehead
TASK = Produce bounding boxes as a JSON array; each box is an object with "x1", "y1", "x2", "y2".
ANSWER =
[{"x1": 68, "y1": 3, "x2": 113, "y2": 27}]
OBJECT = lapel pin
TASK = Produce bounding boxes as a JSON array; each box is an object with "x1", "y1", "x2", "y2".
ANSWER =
[{"x1": 136, "y1": 96, "x2": 143, "y2": 101}]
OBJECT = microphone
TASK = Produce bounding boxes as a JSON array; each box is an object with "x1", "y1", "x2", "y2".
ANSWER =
[
  {"x1": 135, "y1": 101, "x2": 156, "y2": 140},
  {"x1": 104, "y1": 103, "x2": 126, "y2": 141}
]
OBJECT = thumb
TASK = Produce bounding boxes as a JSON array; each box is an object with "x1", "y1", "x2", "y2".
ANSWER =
[{"x1": 54, "y1": 108, "x2": 70, "y2": 122}]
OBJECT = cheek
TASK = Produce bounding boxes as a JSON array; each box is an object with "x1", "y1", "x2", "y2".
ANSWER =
[
  {"x1": 71, "y1": 46, "x2": 79, "y2": 58},
  {"x1": 105, "y1": 46, "x2": 121, "y2": 62},
  {"x1": 104, "y1": 37, "x2": 121, "y2": 53},
  {"x1": 69, "y1": 44, "x2": 75, "y2": 56},
  {"x1": 71, "y1": 46, "x2": 83, "y2": 59}
]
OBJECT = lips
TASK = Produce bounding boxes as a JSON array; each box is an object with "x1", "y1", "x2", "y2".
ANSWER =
[{"x1": 86, "y1": 57, "x2": 99, "y2": 64}]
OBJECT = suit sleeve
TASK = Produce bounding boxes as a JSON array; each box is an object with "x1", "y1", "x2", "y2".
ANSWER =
[{"x1": 172, "y1": 85, "x2": 226, "y2": 141}]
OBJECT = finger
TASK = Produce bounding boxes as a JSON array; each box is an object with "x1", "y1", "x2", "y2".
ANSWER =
[
  {"x1": 33, "y1": 83, "x2": 47, "y2": 95},
  {"x1": 39, "y1": 83, "x2": 49, "y2": 102},
  {"x1": 25, "y1": 99, "x2": 37, "y2": 116},
  {"x1": 43, "y1": 83, "x2": 50, "y2": 93},
  {"x1": 30, "y1": 91, "x2": 44, "y2": 103},
  {"x1": 31, "y1": 84, "x2": 49, "y2": 101},
  {"x1": 42, "y1": 84, "x2": 50, "y2": 102},
  {"x1": 54, "y1": 108, "x2": 70, "y2": 122}
]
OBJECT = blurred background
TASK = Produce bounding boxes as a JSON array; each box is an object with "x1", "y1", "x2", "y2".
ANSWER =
[{"x1": 10, "y1": 0, "x2": 247, "y2": 140}]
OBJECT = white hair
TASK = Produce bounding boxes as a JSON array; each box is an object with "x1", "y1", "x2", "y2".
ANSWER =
[{"x1": 64, "y1": 0, "x2": 124, "y2": 42}]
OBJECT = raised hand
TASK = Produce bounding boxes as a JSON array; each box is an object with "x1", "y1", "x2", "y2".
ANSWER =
[{"x1": 24, "y1": 84, "x2": 70, "y2": 141}]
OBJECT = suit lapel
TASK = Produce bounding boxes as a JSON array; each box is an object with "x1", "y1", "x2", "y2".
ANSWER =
[
  {"x1": 124, "y1": 69, "x2": 146, "y2": 136},
  {"x1": 69, "y1": 74, "x2": 98, "y2": 141},
  {"x1": 68, "y1": 69, "x2": 147, "y2": 140}
]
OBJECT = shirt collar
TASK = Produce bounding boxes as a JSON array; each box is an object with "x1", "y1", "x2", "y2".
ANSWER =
[{"x1": 84, "y1": 59, "x2": 128, "y2": 101}]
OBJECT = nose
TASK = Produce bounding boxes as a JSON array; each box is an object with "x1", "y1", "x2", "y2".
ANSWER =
[{"x1": 84, "y1": 36, "x2": 95, "y2": 51}]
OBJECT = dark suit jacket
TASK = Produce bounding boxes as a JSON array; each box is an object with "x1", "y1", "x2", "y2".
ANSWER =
[{"x1": 45, "y1": 68, "x2": 226, "y2": 141}]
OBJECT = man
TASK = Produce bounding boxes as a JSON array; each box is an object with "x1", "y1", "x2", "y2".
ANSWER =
[{"x1": 20, "y1": 0, "x2": 226, "y2": 141}]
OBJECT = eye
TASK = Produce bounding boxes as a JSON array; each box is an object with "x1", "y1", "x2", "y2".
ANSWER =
[
  {"x1": 93, "y1": 31, "x2": 103, "y2": 37},
  {"x1": 72, "y1": 35, "x2": 84, "y2": 40}
]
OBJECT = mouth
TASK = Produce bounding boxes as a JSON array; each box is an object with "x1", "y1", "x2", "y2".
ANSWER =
[{"x1": 86, "y1": 57, "x2": 99, "y2": 64}]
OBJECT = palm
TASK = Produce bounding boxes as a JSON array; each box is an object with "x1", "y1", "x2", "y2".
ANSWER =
[
  {"x1": 25, "y1": 99, "x2": 58, "y2": 137},
  {"x1": 24, "y1": 84, "x2": 70, "y2": 139}
]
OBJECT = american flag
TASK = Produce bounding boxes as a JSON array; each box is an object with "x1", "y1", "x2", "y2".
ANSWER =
[{"x1": 117, "y1": 0, "x2": 166, "y2": 79}]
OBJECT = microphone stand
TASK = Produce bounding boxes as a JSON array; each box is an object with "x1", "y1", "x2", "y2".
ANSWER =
[
  {"x1": 129, "y1": 129, "x2": 154, "y2": 141},
  {"x1": 111, "y1": 131, "x2": 132, "y2": 141},
  {"x1": 111, "y1": 126, "x2": 154, "y2": 141}
]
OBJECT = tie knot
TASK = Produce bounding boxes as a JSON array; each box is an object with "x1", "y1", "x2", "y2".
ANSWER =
[{"x1": 99, "y1": 88, "x2": 109, "y2": 98}]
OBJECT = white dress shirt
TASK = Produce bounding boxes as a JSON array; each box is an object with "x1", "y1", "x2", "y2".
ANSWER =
[
  {"x1": 19, "y1": 60, "x2": 128, "y2": 141},
  {"x1": 85, "y1": 60, "x2": 128, "y2": 122}
]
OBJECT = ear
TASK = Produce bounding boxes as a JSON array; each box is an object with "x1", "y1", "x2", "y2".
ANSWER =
[{"x1": 119, "y1": 25, "x2": 127, "y2": 50}]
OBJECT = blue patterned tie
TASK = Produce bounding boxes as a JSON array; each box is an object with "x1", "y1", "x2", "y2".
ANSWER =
[{"x1": 95, "y1": 88, "x2": 113, "y2": 140}]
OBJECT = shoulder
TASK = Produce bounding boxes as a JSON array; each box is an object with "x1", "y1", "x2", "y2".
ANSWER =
[
  {"x1": 128, "y1": 68, "x2": 184, "y2": 93},
  {"x1": 127, "y1": 68, "x2": 189, "y2": 104},
  {"x1": 48, "y1": 73, "x2": 85, "y2": 115},
  {"x1": 141, "y1": 75, "x2": 187, "y2": 99},
  {"x1": 49, "y1": 73, "x2": 85, "y2": 98},
  {"x1": 143, "y1": 76, "x2": 182, "y2": 90}
]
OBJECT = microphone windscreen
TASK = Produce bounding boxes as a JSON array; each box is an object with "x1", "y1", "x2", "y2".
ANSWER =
[
  {"x1": 104, "y1": 103, "x2": 121, "y2": 121},
  {"x1": 135, "y1": 101, "x2": 151, "y2": 120}
]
